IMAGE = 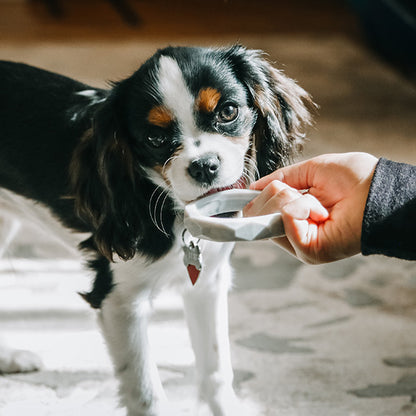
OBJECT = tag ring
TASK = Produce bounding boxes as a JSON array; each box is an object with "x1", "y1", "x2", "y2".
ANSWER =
[{"x1": 182, "y1": 228, "x2": 200, "y2": 246}]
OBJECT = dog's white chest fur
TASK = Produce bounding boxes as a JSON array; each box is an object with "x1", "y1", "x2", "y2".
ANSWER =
[{"x1": 109, "y1": 228, "x2": 235, "y2": 298}]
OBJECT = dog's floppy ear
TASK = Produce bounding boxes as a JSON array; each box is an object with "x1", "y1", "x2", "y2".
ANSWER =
[
  {"x1": 224, "y1": 45, "x2": 316, "y2": 176},
  {"x1": 70, "y1": 89, "x2": 137, "y2": 261}
]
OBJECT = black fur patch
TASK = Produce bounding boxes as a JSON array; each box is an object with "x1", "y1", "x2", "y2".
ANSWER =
[{"x1": 80, "y1": 253, "x2": 115, "y2": 309}]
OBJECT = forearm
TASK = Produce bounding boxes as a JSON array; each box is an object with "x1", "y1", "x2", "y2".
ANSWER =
[{"x1": 361, "y1": 158, "x2": 416, "y2": 260}]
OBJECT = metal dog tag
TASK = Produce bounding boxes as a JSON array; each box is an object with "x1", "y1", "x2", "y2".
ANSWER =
[{"x1": 182, "y1": 231, "x2": 203, "y2": 285}]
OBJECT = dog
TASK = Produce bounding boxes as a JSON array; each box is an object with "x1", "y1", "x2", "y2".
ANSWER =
[{"x1": 0, "y1": 45, "x2": 314, "y2": 415}]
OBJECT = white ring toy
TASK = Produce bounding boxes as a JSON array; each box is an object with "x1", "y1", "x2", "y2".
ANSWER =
[{"x1": 184, "y1": 189, "x2": 285, "y2": 242}]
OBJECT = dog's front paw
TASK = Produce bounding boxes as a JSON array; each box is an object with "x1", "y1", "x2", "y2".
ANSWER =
[
  {"x1": 196, "y1": 397, "x2": 262, "y2": 416},
  {"x1": 0, "y1": 348, "x2": 43, "y2": 374},
  {"x1": 125, "y1": 397, "x2": 172, "y2": 416},
  {"x1": 221, "y1": 396, "x2": 263, "y2": 416},
  {"x1": 199, "y1": 384, "x2": 262, "y2": 416}
]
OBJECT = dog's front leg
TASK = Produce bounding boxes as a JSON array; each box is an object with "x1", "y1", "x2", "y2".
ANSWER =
[
  {"x1": 183, "y1": 259, "x2": 239, "y2": 416},
  {"x1": 99, "y1": 288, "x2": 166, "y2": 416}
]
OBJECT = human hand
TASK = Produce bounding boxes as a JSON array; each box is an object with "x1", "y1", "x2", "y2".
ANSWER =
[{"x1": 243, "y1": 153, "x2": 378, "y2": 264}]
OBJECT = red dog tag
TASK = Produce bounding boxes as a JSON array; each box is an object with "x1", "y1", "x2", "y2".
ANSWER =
[
  {"x1": 187, "y1": 264, "x2": 201, "y2": 285},
  {"x1": 182, "y1": 233, "x2": 203, "y2": 285}
]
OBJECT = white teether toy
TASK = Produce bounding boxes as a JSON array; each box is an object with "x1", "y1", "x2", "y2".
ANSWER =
[{"x1": 184, "y1": 189, "x2": 285, "y2": 242}]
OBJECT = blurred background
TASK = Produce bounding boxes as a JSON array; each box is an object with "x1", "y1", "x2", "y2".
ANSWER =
[
  {"x1": 1, "y1": 0, "x2": 415, "y2": 160},
  {"x1": 0, "y1": 1, "x2": 416, "y2": 415}
]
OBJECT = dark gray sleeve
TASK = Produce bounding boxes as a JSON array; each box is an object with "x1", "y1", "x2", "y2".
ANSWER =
[{"x1": 361, "y1": 158, "x2": 416, "y2": 260}]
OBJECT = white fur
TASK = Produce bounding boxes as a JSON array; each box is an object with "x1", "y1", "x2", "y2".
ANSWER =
[
  {"x1": 157, "y1": 56, "x2": 197, "y2": 141},
  {"x1": 99, "y1": 225, "x2": 241, "y2": 415},
  {"x1": 0, "y1": 214, "x2": 20, "y2": 258},
  {"x1": 0, "y1": 344, "x2": 43, "y2": 374},
  {"x1": 71, "y1": 90, "x2": 107, "y2": 122},
  {"x1": 76, "y1": 89, "x2": 101, "y2": 99},
  {"x1": 0, "y1": 188, "x2": 87, "y2": 256}
]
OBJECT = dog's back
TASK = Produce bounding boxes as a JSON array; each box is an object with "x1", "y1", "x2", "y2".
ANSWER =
[{"x1": 0, "y1": 61, "x2": 106, "y2": 226}]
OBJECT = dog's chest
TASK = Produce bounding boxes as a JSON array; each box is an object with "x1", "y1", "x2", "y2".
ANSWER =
[{"x1": 110, "y1": 233, "x2": 235, "y2": 297}]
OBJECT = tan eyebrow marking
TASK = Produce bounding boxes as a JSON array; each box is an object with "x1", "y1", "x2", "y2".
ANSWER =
[
  {"x1": 147, "y1": 105, "x2": 174, "y2": 128},
  {"x1": 196, "y1": 88, "x2": 222, "y2": 113}
]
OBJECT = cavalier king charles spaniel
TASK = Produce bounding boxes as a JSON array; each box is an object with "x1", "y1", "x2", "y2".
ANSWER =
[{"x1": 0, "y1": 45, "x2": 314, "y2": 415}]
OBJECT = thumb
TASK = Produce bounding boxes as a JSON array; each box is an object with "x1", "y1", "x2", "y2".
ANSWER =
[{"x1": 251, "y1": 159, "x2": 316, "y2": 191}]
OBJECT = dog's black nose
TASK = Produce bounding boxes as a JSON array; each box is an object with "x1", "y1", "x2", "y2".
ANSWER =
[{"x1": 188, "y1": 153, "x2": 220, "y2": 185}]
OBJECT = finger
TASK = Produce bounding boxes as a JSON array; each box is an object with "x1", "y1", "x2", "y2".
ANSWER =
[
  {"x1": 279, "y1": 195, "x2": 329, "y2": 263},
  {"x1": 283, "y1": 193, "x2": 329, "y2": 223},
  {"x1": 257, "y1": 187, "x2": 303, "y2": 216},
  {"x1": 244, "y1": 180, "x2": 301, "y2": 217},
  {"x1": 249, "y1": 170, "x2": 286, "y2": 191},
  {"x1": 250, "y1": 158, "x2": 320, "y2": 191}
]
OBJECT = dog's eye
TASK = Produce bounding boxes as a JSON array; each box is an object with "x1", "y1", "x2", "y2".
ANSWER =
[
  {"x1": 147, "y1": 136, "x2": 166, "y2": 148},
  {"x1": 217, "y1": 104, "x2": 239, "y2": 123}
]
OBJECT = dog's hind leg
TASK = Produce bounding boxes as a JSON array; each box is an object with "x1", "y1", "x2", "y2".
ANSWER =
[
  {"x1": 182, "y1": 259, "x2": 241, "y2": 416},
  {"x1": 98, "y1": 287, "x2": 167, "y2": 416},
  {"x1": 0, "y1": 215, "x2": 21, "y2": 258},
  {"x1": 0, "y1": 215, "x2": 43, "y2": 375},
  {"x1": 0, "y1": 344, "x2": 43, "y2": 374}
]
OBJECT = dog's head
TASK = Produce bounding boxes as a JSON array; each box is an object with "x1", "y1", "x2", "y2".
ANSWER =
[{"x1": 71, "y1": 45, "x2": 315, "y2": 261}]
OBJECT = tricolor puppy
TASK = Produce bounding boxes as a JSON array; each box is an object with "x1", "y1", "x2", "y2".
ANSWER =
[{"x1": 0, "y1": 46, "x2": 314, "y2": 415}]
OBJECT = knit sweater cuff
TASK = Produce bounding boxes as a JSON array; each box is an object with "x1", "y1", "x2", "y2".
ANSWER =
[{"x1": 361, "y1": 158, "x2": 416, "y2": 260}]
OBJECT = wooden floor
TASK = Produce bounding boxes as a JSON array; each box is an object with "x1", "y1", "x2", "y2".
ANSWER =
[{"x1": 1, "y1": 0, "x2": 360, "y2": 42}]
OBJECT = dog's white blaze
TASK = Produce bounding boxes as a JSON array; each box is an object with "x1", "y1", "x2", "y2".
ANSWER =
[{"x1": 157, "y1": 56, "x2": 197, "y2": 138}]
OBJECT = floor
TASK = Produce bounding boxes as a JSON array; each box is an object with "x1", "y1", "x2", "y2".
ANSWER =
[{"x1": 1, "y1": 1, "x2": 416, "y2": 415}]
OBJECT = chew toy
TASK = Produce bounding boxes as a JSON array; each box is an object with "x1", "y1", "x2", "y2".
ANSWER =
[{"x1": 184, "y1": 189, "x2": 285, "y2": 242}]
